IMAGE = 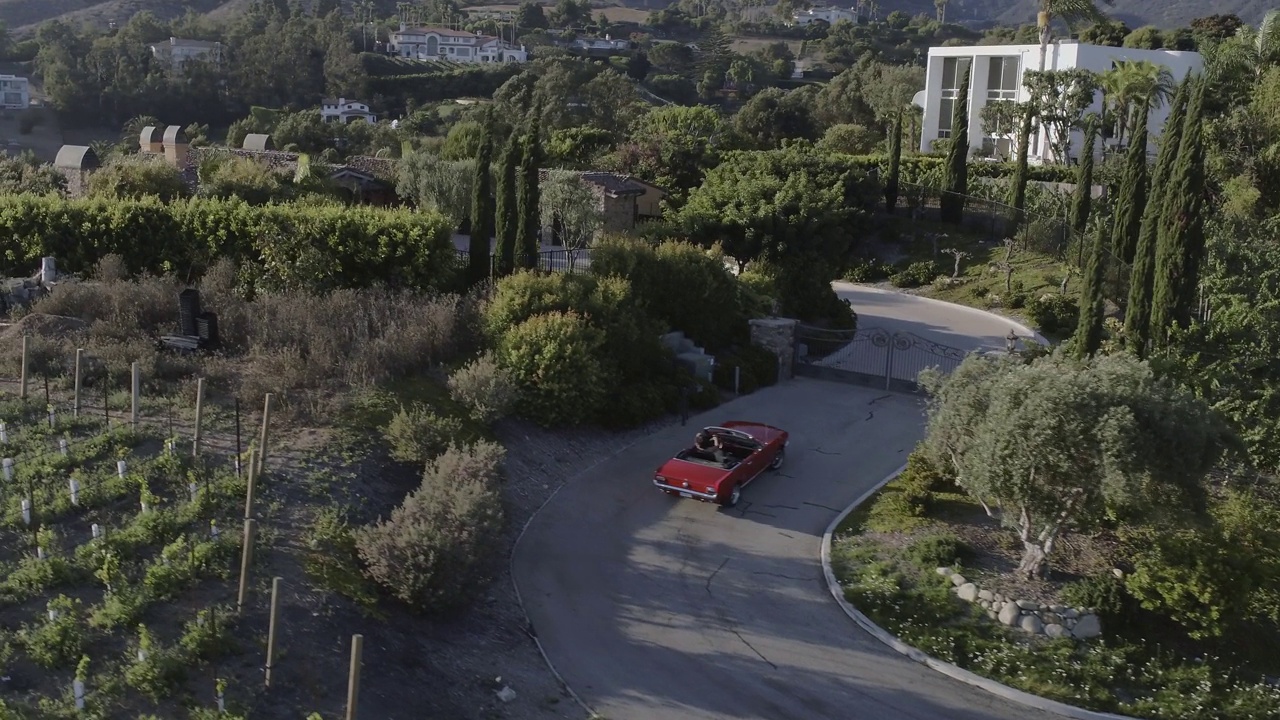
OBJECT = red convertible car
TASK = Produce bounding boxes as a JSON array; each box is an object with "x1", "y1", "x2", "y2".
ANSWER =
[{"x1": 652, "y1": 421, "x2": 790, "y2": 507}]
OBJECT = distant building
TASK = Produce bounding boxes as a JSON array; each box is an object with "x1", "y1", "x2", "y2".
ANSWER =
[
  {"x1": 321, "y1": 98, "x2": 377, "y2": 124},
  {"x1": 564, "y1": 36, "x2": 632, "y2": 54},
  {"x1": 148, "y1": 37, "x2": 224, "y2": 70},
  {"x1": 0, "y1": 75, "x2": 30, "y2": 109},
  {"x1": 388, "y1": 25, "x2": 528, "y2": 63},
  {"x1": 918, "y1": 41, "x2": 1203, "y2": 164},
  {"x1": 790, "y1": 7, "x2": 857, "y2": 26}
]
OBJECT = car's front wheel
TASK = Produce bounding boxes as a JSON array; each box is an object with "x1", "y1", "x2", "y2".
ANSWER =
[
  {"x1": 770, "y1": 449, "x2": 786, "y2": 470},
  {"x1": 721, "y1": 484, "x2": 741, "y2": 507}
]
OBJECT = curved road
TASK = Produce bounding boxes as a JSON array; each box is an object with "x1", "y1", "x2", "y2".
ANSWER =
[{"x1": 513, "y1": 286, "x2": 1057, "y2": 720}]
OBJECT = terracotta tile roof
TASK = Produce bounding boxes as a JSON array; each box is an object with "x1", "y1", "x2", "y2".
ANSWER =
[{"x1": 536, "y1": 169, "x2": 648, "y2": 197}]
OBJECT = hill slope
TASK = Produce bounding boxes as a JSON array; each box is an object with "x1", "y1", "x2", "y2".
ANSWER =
[{"x1": 0, "y1": 0, "x2": 235, "y2": 33}]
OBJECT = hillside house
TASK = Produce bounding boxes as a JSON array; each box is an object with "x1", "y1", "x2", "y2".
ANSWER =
[
  {"x1": 538, "y1": 170, "x2": 665, "y2": 242},
  {"x1": 918, "y1": 41, "x2": 1203, "y2": 164},
  {"x1": 148, "y1": 38, "x2": 224, "y2": 70},
  {"x1": 0, "y1": 76, "x2": 30, "y2": 109},
  {"x1": 388, "y1": 25, "x2": 528, "y2": 63},
  {"x1": 321, "y1": 98, "x2": 377, "y2": 124},
  {"x1": 790, "y1": 7, "x2": 857, "y2": 26}
]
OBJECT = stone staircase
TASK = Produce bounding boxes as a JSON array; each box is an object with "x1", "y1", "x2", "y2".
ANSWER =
[{"x1": 660, "y1": 330, "x2": 714, "y2": 382}]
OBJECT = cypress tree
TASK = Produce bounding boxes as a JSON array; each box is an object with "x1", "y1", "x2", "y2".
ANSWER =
[
  {"x1": 1123, "y1": 75, "x2": 1191, "y2": 357},
  {"x1": 516, "y1": 110, "x2": 543, "y2": 269},
  {"x1": 1006, "y1": 103, "x2": 1034, "y2": 217},
  {"x1": 1072, "y1": 224, "x2": 1108, "y2": 359},
  {"x1": 940, "y1": 67, "x2": 970, "y2": 224},
  {"x1": 884, "y1": 110, "x2": 902, "y2": 214},
  {"x1": 494, "y1": 132, "x2": 520, "y2": 276},
  {"x1": 468, "y1": 112, "x2": 495, "y2": 285},
  {"x1": 1149, "y1": 75, "x2": 1208, "y2": 348},
  {"x1": 1068, "y1": 115, "x2": 1098, "y2": 237},
  {"x1": 1110, "y1": 103, "x2": 1149, "y2": 264}
]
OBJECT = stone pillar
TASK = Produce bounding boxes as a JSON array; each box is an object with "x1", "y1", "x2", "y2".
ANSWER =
[{"x1": 749, "y1": 317, "x2": 798, "y2": 381}]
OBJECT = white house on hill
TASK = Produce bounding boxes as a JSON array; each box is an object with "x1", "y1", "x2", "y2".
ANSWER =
[
  {"x1": 0, "y1": 75, "x2": 30, "y2": 109},
  {"x1": 790, "y1": 7, "x2": 857, "y2": 26},
  {"x1": 148, "y1": 37, "x2": 224, "y2": 70},
  {"x1": 917, "y1": 41, "x2": 1203, "y2": 164},
  {"x1": 388, "y1": 25, "x2": 528, "y2": 63},
  {"x1": 321, "y1": 98, "x2": 376, "y2": 124}
]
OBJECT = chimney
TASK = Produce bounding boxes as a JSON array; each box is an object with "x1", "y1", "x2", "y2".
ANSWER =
[
  {"x1": 139, "y1": 126, "x2": 163, "y2": 155},
  {"x1": 338, "y1": 98, "x2": 346, "y2": 107},
  {"x1": 400, "y1": 21, "x2": 407, "y2": 32},
  {"x1": 162, "y1": 125, "x2": 189, "y2": 167}
]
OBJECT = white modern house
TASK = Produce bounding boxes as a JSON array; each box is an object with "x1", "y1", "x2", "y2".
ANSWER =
[
  {"x1": 0, "y1": 75, "x2": 30, "y2": 110},
  {"x1": 148, "y1": 37, "x2": 225, "y2": 70},
  {"x1": 321, "y1": 98, "x2": 377, "y2": 124},
  {"x1": 790, "y1": 7, "x2": 857, "y2": 26},
  {"x1": 388, "y1": 25, "x2": 528, "y2": 63},
  {"x1": 917, "y1": 41, "x2": 1203, "y2": 164}
]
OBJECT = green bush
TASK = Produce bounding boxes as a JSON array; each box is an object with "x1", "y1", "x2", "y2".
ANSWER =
[
  {"x1": 712, "y1": 344, "x2": 780, "y2": 394},
  {"x1": 907, "y1": 533, "x2": 975, "y2": 568},
  {"x1": 843, "y1": 257, "x2": 892, "y2": 283},
  {"x1": 447, "y1": 352, "x2": 518, "y2": 425},
  {"x1": 589, "y1": 237, "x2": 750, "y2": 352},
  {"x1": 497, "y1": 311, "x2": 610, "y2": 427},
  {"x1": 124, "y1": 625, "x2": 186, "y2": 702},
  {"x1": 890, "y1": 261, "x2": 940, "y2": 288},
  {"x1": 86, "y1": 156, "x2": 191, "y2": 202},
  {"x1": 896, "y1": 451, "x2": 954, "y2": 497},
  {"x1": 355, "y1": 441, "x2": 505, "y2": 614},
  {"x1": 18, "y1": 596, "x2": 85, "y2": 669},
  {"x1": 1062, "y1": 573, "x2": 1131, "y2": 624},
  {"x1": 1124, "y1": 529, "x2": 1248, "y2": 640},
  {"x1": 1026, "y1": 293, "x2": 1080, "y2": 335},
  {"x1": 382, "y1": 404, "x2": 463, "y2": 464},
  {"x1": 0, "y1": 194, "x2": 456, "y2": 291},
  {"x1": 864, "y1": 490, "x2": 930, "y2": 533}
]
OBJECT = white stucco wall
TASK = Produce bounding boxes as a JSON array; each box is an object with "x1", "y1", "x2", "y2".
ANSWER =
[{"x1": 918, "y1": 42, "x2": 1203, "y2": 164}]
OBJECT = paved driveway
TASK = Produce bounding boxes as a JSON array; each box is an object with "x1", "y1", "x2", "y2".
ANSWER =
[{"x1": 512, "y1": 287, "x2": 1060, "y2": 720}]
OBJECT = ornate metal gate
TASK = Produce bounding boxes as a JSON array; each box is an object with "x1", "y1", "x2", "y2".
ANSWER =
[{"x1": 793, "y1": 325, "x2": 969, "y2": 392}]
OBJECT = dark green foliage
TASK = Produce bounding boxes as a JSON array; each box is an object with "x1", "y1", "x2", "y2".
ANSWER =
[
  {"x1": 364, "y1": 62, "x2": 522, "y2": 109},
  {"x1": 885, "y1": 110, "x2": 902, "y2": 213},
  {"x1": 940, "y1": 67, "x2": 970, "y2": 224},
  {"x1": 907, "y1": 533, "x2": 975, "y2": 569},
  {"x1": 843, "y1": 257, "x2": 892, "y2": 283},
  {"x1": 1073, "y1": 225, "x2": 1109, "y2": 358},
  {"x1": 1007, "y1": 105, "x2": 1034, "y2": 214},
  {"x1": 1069, "y1": 116, "x2": 1098, "y2": 237},
  {"x1": 711, "y1": 345, "x2": 780, "y2": 394},
  {"x1": 890, "y1": 260, "x2": 940, "y2": 288},
  {"x1": 469, "y1": 114, "x2": 496, "y2": 285},
  {"x1": 1125, "y1": 75, "x2": 1191, "y2": 356},
  {"x1": 1026, "y1": 293, "x2": 1080, "y2": 335},
  {"x1": 498, "y1": 311, "x2": 610, "y2": 426},
  {"x1": 516, "y1": 112, "x2": 543, "y2": 269},
  {"x1": 494, "y1": 133, "x2": 520, "y2": 276},
  {"x1": 1150, "y1": 75, "x2": 1209, "y2": 349},
  {"x1": 1061, "y1": 573, "x2": 1133, "y2": 624},
  {"x1": 0, "y1": 195, "x2": 456, "y2": 293},
  {"x1": 1111, "y1": 103, "x2": 1150, "y2": 264},
  {"x1": 588, "y1": 238, "x2": 752, "y2": 351}
]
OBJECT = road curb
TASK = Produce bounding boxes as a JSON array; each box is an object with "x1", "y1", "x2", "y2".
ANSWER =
[
  {"x1": 831, "y1": 281, "x2": 1052, "y2": 347},
  {"x1": 819, "y1": 467, "x2": 1136, "y2": 720}
]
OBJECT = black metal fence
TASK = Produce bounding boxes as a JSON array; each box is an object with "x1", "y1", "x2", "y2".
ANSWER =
[
  {"x1": 453, "y1": 248, "x2": 593, "y2": 275},
  {"x1": 793, "y1": 324, "x2": 971, "y2": 393}
]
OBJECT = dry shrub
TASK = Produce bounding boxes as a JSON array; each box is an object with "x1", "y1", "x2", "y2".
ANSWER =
[
  {"x1": 94, "y1": 254, "x2": 129, "y2": 283},
  {"x1": 382, "y1": 404, "x2": 463, "y2": 464},
  {"x1": 447, "y1": 352, "x2": 517, "y2": 425},
  {"x1": 34, "y1": 274, "x2": 182, "y2": 335},
  {"x1": 355, "y1": 441, "x2": 505, "y2": 614}
]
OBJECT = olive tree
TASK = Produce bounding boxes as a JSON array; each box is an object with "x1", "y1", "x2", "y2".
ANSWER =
[
  {"x1": 540, "y1": 170, "x2": 603, "y2": 272},
  {"x1": 920, "y1": 352, "x2": 1233, "y2": 579},
  {"x1": 396, "y1": 152, "x2": 475, "y2": 230}
]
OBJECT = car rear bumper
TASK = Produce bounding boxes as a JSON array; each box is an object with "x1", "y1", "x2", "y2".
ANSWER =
[{"x1": 652, "y1": 480, "x2": 719, "y2": 502}]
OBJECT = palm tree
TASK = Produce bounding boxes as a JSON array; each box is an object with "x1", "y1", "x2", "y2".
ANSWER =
[
  {"x1": 1037, "y1": 0, "x2": 1111, "y2": 71},
  {"x1": 1100, "y1": 59, "x2": 1175, "y2": 146},
  {"x1": 934, "y1": 0, "x2": 948, "y2": 24},
  {"x1": 1206, "y1": 10, "x2": 1280, "y2": 83}
]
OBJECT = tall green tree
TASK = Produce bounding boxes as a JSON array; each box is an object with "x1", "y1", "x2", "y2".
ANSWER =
[
  {"x1": 1007, "y1": 103, "x2": 1034, "y2": 215},
  {"x1": 469, "y1": 113, "x2": 496, "y2": 285},
  {"x1": 1150, "y1": 75, "x2": 1209, "y2": 348},
  {"x1": 1124, "y1": 75, "x2": 1190, "y2": 356},
  {"x1": 1073, "y1": 224, "x2": 1109, "y2": 358},
  {"x1": 516, "y1": 110, "x2": 543, "y2": 269},
  {"x1": 1068, "y1": 115, "x2": 1098, "y2": 236},
  {"x1": 494, "y1": 133, "x2": 520, "y2": 276},
  {"x1": 1110, "y1": 102, "x2": 1149, "y2": 263},
  {"x1": 940, "y1": 67, "x2": 970, "y2": 224},
  {"x1": 884, "y1": 110, "x2": 902, "y2": 213}
]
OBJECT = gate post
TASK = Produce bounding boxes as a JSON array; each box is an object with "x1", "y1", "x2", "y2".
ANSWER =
[{"x1": 883, "y1": 333, "x2": 895, "y2": 390}]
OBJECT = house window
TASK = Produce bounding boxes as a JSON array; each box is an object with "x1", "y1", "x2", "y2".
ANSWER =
[
  {"x1": 2, "y1": 92, "x2": 20, "y2": 106},
  {"x1": 937, "y1": 56, "x2": 971, "y2": 139},
  {"x1": 986, "y1": 56, "x2": 1019, "y2": 101}
]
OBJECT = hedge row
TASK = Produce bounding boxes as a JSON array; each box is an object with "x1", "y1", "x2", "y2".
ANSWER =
[
  {"x1": 0, "y1": 194, "x2": 456, "y2": 292},
  {"x1": 367, "y1": 64, "x2": 523, "y2": 106},
  {"x1": 837, "y1": 154, "x2": 1078, "y2": 186}
]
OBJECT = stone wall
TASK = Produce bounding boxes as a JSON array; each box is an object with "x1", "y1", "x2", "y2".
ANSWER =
[
  {"x1": 749, "y1": 317, "x2": 797, "y2": 380},
  {"x1": 940, "y1": 567, "x2": 1102, "y2": 640},
  {"x1": 600, "y1": 193, "x2": 636, "y2": 234}
]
